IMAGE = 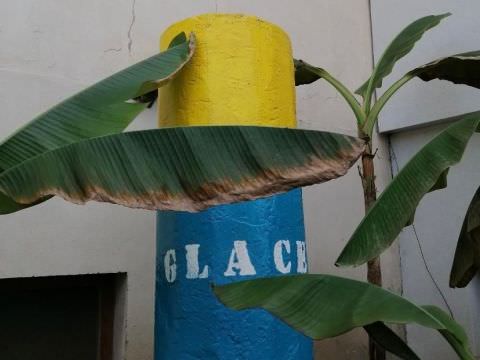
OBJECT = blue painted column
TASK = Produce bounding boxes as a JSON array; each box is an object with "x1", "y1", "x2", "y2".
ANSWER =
[
  {"x1": 155, "y1": 190, "x2": 312, "y2": 359},
  {"x1": 155, "y1": 14, "x2": 313, "y2": 360}
]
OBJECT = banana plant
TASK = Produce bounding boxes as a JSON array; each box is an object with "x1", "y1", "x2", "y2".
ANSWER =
[
  {"x1": 215, "y1": 13, "x2": 480, "y2": 360},
  {"x1": 214, "y1": 275, "x2": 473, "y2": 360},
  {"x1": 0, "y1": 25, "x2": 381, "y2": 360},
  {"x1": 3, "y1": 12, "x2": 478, "y2": 360}
]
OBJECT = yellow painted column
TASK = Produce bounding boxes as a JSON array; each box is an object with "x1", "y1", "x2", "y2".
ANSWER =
[
  {"x1": 159, "y1": 14, "x2": 296, "y2": 128},
  {"x1": 156, "y1": 14, "x2": 312, "y2": 360}
]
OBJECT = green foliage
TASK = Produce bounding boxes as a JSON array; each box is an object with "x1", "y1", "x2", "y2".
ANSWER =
[
  {"x1": 412, "y1": 51, "x2": 480, "y2": 88},
  {"x1": 0, "y1": 33, "x2": 195, "y2": 214},
  {"x1": 3, "y1": 11, "x2": 480, "y2": 359},
  {"x1": 450, "y1": 186, "x2": 480, "y2": 287},
  {"x1": 364, "y1": 52, "x2": 480, "y2": 136},
  {"x1": 356, "y1": 13, "x2": 450, "y2": 110},
  {"x1": 294, "y1": 13, "x2": 480, "y2": 289},
  {"x1": 214, "y1": 275, "x2": 474, "y2": 359},
  {"x1": 220, "y1": 12, "x2": 480, "y2": 358},
  {"x1": 336, "y1": 115, "x2": 480, "y2": 266},
  {"x1": 421, "y1": 305, "x2": 474, "y2": 359},
  {"x1": 0, "y1": 126, "x2": 364, "y2": 212}
]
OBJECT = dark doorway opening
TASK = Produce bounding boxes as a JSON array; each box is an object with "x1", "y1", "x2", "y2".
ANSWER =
[{"x1": 0, "y1": 273, "x2": 126, "y2": 360}]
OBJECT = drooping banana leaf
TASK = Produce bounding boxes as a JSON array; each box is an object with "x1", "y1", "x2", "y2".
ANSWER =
[
  {"x1": 0, "y1": 34, "x2": 194, "y2": 171},
  {"x1": 213, "y1": 274, "x2": 473, "y2": 359},
  {"x1": 0, "y1": 126, "x2": 364, "y2": 213},
  {"x1": 356, "y1": 13, "x2": 450, "y2": 104},
  {"x1": 364, "y1": 322, "x2": 420, "y2": 360},
  {"x1": 336, "y1": 113, "x2": 480, "y2": 267},
  {"x1": 412, "y1": 51, "x2": 480, "y2": 88},
  {"x1": 421, "y1": 305, "x2": 474, "y2": 359},
  {"x1": 450, "y1": 186, "x2": 480, "y2": 288},
  {"x1": 0, "y1": 33, "x2": 195, "y2": 213},
  {"x1": 364, "y1": 51, "x2": 480, "y2": 136}
]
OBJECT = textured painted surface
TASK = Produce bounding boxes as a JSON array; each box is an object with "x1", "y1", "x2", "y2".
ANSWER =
[
  {"x1": 158, "y1": 14, "x2": 296, "y2": 127},
  {"x1": 156, "y1": 190, "x2": 312, "y2": 359},
  {"x1": 155, "y1": 14, "x2": 312, "y2": 359}
]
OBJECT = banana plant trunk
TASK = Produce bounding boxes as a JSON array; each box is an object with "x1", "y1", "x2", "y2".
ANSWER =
[
  {"x1": 154, "y1": 14, "x2": 312, "y2": 359},
  {"x1": 361, "y1": 142, "x2": 386, "y2": 360}
]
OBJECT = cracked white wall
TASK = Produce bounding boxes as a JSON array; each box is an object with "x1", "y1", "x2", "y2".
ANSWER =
[{"x1": 0, "y1": 1, "x2": 398, "y2": 359}]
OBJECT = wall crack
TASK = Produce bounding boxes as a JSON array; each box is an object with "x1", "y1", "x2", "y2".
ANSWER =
[
  {"x1": 127, "y1": 0, "x2": 137, "y2": 55},
  {"x1": 104, "y1": 47, "x2": 122, "y2": 53}
]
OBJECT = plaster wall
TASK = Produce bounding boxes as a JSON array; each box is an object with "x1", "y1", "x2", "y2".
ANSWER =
[{"x1": 0, "y1": 1, "x2": 397, "y2": 359}]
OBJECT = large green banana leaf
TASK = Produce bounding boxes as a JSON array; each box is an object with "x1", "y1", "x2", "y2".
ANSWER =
[
  {"x1": 336, "y1": 113, "x2": 480, "y2": 266},
  {"x1": 450, "y1": 186, "x2": 480, "y2": 288},
  {"x1": 363, "y1": 52, "x2": 480, "y2": 136},
  {"x1": 0, "y1": 34, "x2": 194, "y2": 171},
  {"x1": 213, "y1": 274, "x2": 473, "y2": 359},
  {"x1": 355, "y1": 13, "x2": 450, "y2": 101},
  {"x1": 0, "y1": 126, "x2": 364, "y2": 212},
  {"x1": 0, "y1": 33, "x2": 194, "y2": 213}
]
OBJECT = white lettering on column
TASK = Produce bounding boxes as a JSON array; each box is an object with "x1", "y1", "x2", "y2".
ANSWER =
[
  {"x1": 185, "y1": 244, "x2": 209, "y2": 279},
  {"x1": 224, "y1": 240, "x2": 256, "y2": 276},
  {"x1": 274, "y1": 240, "x2": 292, "y2": 274},
  {"x1": 164, "y1": 249, "x2": 177, "y2": 283},
  {"x1": 296, "y1": 241, "x2": 307, "y2": 273}
]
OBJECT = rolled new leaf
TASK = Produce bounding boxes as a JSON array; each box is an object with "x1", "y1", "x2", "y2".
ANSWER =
[
  {"x1": 450, "y1": 186, "x2": 480, "y2": 288},
  {"x1": 0, "y1": 126, "x2": 364, "y2": 213},
  {"x1": 337, "y1": 113, "x2": 480, "y2": 266},
  {"x1": 213, "y1": 274, "x2": 473, "y2": 359}
]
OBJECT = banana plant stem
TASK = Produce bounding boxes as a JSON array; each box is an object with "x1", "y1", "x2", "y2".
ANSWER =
[{"x1": 360, "y1": 132, "x2": 386, "y2": 360}]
